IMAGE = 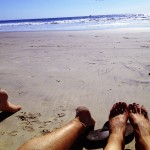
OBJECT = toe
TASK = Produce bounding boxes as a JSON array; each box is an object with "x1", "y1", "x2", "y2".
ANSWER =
[
  {"x1": 141, "y1": 105, "x2": 149, "y2": 120},
  {"x1": 109, "y1": 102, "x2": 127, "y2": 118}
]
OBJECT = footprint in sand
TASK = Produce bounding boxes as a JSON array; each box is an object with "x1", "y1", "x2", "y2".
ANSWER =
[
  {"x1": 18, "y1": 91, "x2": 28, "y2": 96},
  {"x1": 140, "y1": 45, "x2": 149, "y2": 48},
  {"x1": 16, "y1": 105, "x2": 67, "y2": 134},
  {"x1": 38, "y1": 120, "x2": 53, "y2": 129},
  {"x1": 22, "y1": 125, "x2": 34, "y2": 132},
  {"x1": 0, "y1": 131, "x2": 5, "y2": 135},
  {"x1": 8, "y1": 131, "x2": 18, "y2": 136},
  {"x1": 123, "y1": 37, "x2": 129, "y2": 39},
  {"x1": 40, "y1": 129, "x2": 53, "y2": 135},
  {"x1": 16, "y1": 112, "x2": 41, "y2": 132},
  {"x1": 60, "y1": 106, "x2": 66, "y2": 112},
  {"x1": 57, "y1": 113, "x2": 65, "y2": 118}
]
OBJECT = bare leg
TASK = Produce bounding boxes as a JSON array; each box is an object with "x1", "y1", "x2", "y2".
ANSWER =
[
  {"x1": 0, "y1": 89, "x2": 22, "y2": 113},
  {"x1": 128, "y1": 103, "x2": 150, "y2": 150},
  {"x1": 104, "y1": 102, "x2": 128, "y2": 150},
  {"x1": 18, "y1": 106, "x2": 95, "y2": 150}
]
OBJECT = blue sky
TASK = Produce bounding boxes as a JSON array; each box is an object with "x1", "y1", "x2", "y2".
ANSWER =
[{"x1": 0, "y1": 0, "x2": 150, "y2": 20}]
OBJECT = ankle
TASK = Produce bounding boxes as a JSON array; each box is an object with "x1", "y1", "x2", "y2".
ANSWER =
[
  {"x1": 110, "y1": 126, "x2": 126, "y2": 138},
  {"x1": 105, "y1": 133, "x2": 125, "y2": 150},
  {"x1": 136, "y1": 135, "x2": 150, "y2": 149},
  {"x1": 110, "y1": 132, "x2": 124, "y2": 141},
  {"x1": 72, "y1": 118, "x2": 86, "y2": 129}
]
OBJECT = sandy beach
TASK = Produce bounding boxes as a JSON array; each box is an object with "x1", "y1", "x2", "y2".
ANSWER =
[{"x1": 0, "y1": 28, "x2": 150, "y2": 150}]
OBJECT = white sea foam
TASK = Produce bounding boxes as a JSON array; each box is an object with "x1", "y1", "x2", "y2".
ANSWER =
[{"x1": 0, "y1": 14, "x2": 149, "y2": 32}]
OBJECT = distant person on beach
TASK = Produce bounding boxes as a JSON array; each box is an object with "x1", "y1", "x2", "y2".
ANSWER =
[
  {"x1": 18, "y1": 102, "x2": 150, "y2": 150},
  {"x1": 0, "y1": 89, "x2": 22, "y2": 113}
]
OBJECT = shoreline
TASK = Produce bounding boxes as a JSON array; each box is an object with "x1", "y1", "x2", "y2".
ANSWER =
[
  {"x1": 0, "y1": 26, "x2": 150, "y2": 33},
  {"x1": 0, "y1": 28, "x2": 150, "y2": 150}
]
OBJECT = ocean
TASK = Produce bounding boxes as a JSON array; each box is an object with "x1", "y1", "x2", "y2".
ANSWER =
[{"x1": 0, "y1": 14, "x2": 150, "y2": 32}]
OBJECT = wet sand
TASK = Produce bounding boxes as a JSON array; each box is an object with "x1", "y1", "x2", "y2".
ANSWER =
[{"x1": 0, "y1": 28, "x2": 150, "y2": 149}]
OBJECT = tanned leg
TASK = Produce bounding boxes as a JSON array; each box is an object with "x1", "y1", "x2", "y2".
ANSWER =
[
  {"x1": 104, "y1": 102, "x2": 128, "y2": 150},
  {"x1": 17, "y1": 106, "x2": 95, "y2": 150},
  {"x1": 0, "y1": 89, "x2": 22, "y2": 113},
  {"x1": 128, "y1": 103, "x2": 150, "y2": 150}
]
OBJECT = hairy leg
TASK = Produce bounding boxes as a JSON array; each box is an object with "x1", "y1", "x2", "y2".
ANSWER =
[
  {"x1": 0, "y1": 89, "x2": 22, "y2": 113},
  {"x1": 104, "y1": 102, "x2": 128, "y2": 150},
  {"x1": 18, "y1": 106, "x2": 95, "y2": 150},
  {"x1": 128, "y1": 103, "x2": 150, "y2": 150}
]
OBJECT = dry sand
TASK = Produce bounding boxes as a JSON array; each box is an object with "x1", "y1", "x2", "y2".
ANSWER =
[{"x1": 0, "y1": 28, "x2": 150, "y2": 150}]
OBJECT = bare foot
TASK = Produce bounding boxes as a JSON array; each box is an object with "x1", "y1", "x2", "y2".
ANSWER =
[
  {"x1": 0, "y1": 89, "x2": 22, "y2": 113},
  {"x1": 76, "y1": 106, "x2": 95, "y2": 129},
  {"x1": 128, "y1": 103, "x2": 150, "y2": 150},
  {"x1": 109, "y1": 102, "x2": 128, "y2": 137},
  {"x1": 104, "y1": 102, "x2": 128, "y2": 150}
]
